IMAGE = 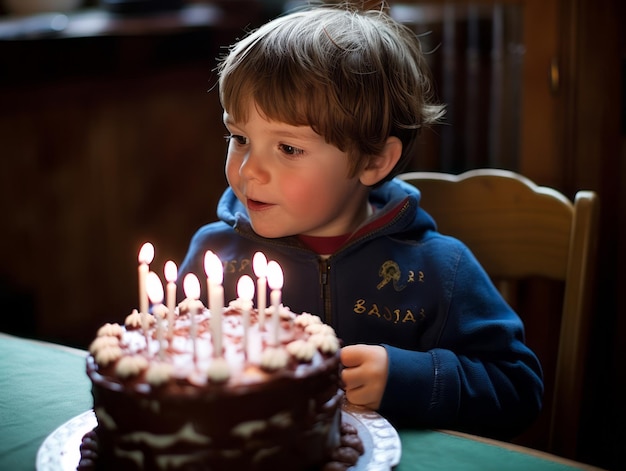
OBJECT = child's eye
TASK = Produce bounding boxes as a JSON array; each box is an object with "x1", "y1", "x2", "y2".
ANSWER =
[
  {"x1": 224, "y1": 134, "x2": 248, "y2": 145},
  {"x1": 279, "y1": 143, "x2": 304, "y2": 156}
]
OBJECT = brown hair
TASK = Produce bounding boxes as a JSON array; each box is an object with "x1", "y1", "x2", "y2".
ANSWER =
[{"x1": 218, "y1": 5, "x2": 445, "y2": 181}]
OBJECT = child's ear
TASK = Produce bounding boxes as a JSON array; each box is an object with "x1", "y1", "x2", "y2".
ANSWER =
[{"x1": 359, "y1": 136, "x2": 403, "y2": 186}]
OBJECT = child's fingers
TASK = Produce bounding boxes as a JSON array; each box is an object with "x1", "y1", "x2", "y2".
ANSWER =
[
  {"x1": 344, "y1": 383, "x2": 377, "y2": 409},
  {"x1": 340, "y1": 344, "x2": 365, "y2": 367},
  {"x1": 341, "y1": 364, "x2": 364, "y2": 390}
]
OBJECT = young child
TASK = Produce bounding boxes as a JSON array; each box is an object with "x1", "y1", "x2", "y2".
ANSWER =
[{"x1": 178, "y1": 4, "x2": 543, "y2": 439}]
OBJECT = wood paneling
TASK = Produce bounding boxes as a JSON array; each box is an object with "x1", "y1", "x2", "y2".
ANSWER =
[
  {"x1": 0, "y1": 6, "x2": 264, "y2": 347},
  {"x1": 0, "y1": 67, "x2": 229, "y2": 346}
]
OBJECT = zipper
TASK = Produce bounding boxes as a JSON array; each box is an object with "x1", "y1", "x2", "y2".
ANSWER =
[
  {"x1": 315, "y1": 200, "x2": 410, "y2": 326},
  {"x1": 319, "y1": 258, "x2": 332, "y2": 325}
]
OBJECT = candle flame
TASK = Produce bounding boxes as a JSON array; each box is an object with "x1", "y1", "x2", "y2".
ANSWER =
[
  {"x1": 183, "y1": 273, "x2": 201, "y2": 300},
  {"x1": 203, "y1": 251, "x2": 214, "y2": 277},
  {"x1": 138, "y1": 242, "x2": 155, "y2": 264},
  {"x1": 204, "y1": 251, "x2": 223, "y2": 285},
  {"x1": 266, "y1": 260, "x2": 284, "y2": 290},
  {"x1": 237, "y1": 275, "x2": 255, "y2": 301},
  {"x1": 164, "y1": 260, "x2": 178, "y2": 283},
  {"x1": 253, "y1": 251, "x2": 267, "y2": 277},
  {"x1": 146, "y1": 271, "x2": 164, "y2": 304}
]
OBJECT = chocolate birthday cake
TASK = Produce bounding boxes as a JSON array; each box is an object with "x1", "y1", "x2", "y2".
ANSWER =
[{"x1": 80, "y1": 296, "x2": 363, "y2": 470}]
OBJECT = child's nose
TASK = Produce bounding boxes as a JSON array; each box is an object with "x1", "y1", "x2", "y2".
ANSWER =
[{"x1": 239, "y1": 149, "x2": 269, "y2": 183}]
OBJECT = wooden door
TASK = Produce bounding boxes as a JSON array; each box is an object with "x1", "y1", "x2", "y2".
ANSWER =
[{"x1": 388, "y1": 0, "x2": 561, "y2": 187}]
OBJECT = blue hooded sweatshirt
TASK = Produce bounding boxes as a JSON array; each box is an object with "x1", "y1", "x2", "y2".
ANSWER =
[{"x1": 178, "y1": 178, "x2": 543, "y2": 439}]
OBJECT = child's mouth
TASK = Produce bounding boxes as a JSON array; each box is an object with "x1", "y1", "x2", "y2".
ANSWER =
[{"x1": 247, "y1": 198, "x2": 272, "y2": 211}]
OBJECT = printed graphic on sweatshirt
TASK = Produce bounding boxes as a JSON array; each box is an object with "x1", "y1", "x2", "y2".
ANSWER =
[{"x1": 350, "y1": 259, "x2": 428, "y2": 325}]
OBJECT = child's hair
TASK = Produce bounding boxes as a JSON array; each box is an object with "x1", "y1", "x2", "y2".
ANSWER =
[{"x1": 218, "y1": 4, "x2": 445, "y2": 182}]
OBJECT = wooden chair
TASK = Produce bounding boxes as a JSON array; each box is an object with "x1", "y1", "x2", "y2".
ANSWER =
[{"x1": 398, "y1": 169, "x2": 599, "y2": 460}]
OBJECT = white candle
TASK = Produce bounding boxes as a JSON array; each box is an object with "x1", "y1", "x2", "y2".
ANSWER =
[
  {"x1": 204, "y1": 251, "x2": 224, "y2": 358},
  {"x1": 146, "y1": 271, "x2": 165, "y2": 359},
  {"x1": 237, "y1": 275, "x2": 254, "y2": 359},
  {"x1": 253, "y1": 252, "x2": 268, "y2": 328},
  {"x1": 266, "y1": 260, "x2": 284, "y2": 346},
  {"x1": 164, "y1": 260, "x2": 178, "y2": 340},
  {"x1": 183, "y1": 273, "x2": 201, "y2": 362},
  {"x1": 138, "y1": 242, "x2": 155, "y2": 316}
]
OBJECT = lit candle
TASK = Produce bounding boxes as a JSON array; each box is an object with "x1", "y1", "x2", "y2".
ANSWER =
[
  {"x1": 183, "y1": 273, "x2": 201, "y2": 362},
  {"x1": 204, "y1": 251, "x2": 224, "y2": 358},
  {"x1": 138, "y1": 242, "x2": 155, "y2": 315},
  {"x1": 266, "y1": 260, "x2": 284, "y2": 346},
  {"x1": 146, "y1": 271, "x2": 165, "y2": 359},
  {"x1": 237, "y1": 275, "x2": 254, "y2": 359},
  {"x1": 164, "y1": 260, "x2": 178, "y2": 340},
  {"x1": 253, "y1": 252, "x2": 268, "y2": 328}
]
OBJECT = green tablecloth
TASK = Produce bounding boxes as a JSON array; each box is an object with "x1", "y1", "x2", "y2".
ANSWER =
[{"x1": 0, "y1": 332, "x2": 597, "y2": 470}]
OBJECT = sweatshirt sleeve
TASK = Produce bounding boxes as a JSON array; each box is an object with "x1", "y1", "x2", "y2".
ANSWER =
[{"x1": 378, "y1": 245, "x2": 544, "y2": 439}]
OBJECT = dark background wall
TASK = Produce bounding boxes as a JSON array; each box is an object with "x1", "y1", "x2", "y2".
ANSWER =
[{"x1": 0, "y1": 1, "x2": 623, "y2": 469}]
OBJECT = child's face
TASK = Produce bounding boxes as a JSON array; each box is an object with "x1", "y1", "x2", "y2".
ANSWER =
[{"x1": 223, "y1": 102, "x2": 370, "y2": 239}]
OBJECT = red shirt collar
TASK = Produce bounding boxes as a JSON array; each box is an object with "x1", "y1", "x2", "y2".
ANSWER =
[{"x1": 297, "y1": 198, "x2": 408, "y2": 255}]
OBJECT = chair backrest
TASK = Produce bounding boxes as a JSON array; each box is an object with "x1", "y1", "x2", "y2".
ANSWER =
[{"x1": 398, "y1": 169, "x2": 599, "y2": 459}]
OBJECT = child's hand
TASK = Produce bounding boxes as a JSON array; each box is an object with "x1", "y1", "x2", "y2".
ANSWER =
[{"x1": 340, "y1": 344, "x2": 388, "y2": 410}]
